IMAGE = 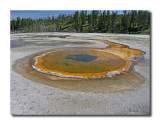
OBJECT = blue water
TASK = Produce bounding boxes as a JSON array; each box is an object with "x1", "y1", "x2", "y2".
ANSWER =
[{"x1": 66, "y1": 54, "x2": 97, "y2": 62}]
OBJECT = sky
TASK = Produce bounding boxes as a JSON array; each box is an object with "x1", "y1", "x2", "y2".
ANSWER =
[
  {"x1": 10, "y1": 10, "x2": 91, "y2": 20},
  {"x1": 11, "y1": 10, "x2": 149, "y2": 20},
  {"x1": 10, "y1": 10, "x2": 123, "y2": 20}
]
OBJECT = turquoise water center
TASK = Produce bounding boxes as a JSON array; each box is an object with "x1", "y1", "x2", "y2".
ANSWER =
[{"x1": 66, "y1": 54, "x2": 97, "y2": 62}]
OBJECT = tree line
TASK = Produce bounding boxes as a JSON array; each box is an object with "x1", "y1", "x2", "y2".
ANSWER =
[{"x1": 10, "y1": 10, "x2": 150, "y2": 34}]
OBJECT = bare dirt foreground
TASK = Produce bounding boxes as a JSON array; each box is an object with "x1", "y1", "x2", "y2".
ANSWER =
[{"x1": 10, "y1": 32, "x2": 150, "y2": 115}]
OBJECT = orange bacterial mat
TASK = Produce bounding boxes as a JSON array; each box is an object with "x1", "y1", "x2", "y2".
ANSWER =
[{"x1": 32, "y1": 39, "x2": 145, "y2": 79}]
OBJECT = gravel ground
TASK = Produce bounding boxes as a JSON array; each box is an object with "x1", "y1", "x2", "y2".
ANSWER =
[{"x1": 10, "y1": 32, "x2": 150, "y2": 115}]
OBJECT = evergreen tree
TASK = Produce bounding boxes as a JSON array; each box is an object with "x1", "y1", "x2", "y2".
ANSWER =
[
  {"x1": 121, "y1": 10, "x2": 130, "y2": 33},
  {"x1": 80, "y1": 10, "x2": 85, "y2": 25},
  {"x1": 106, "y1": 10, "x2": 111, "y2": 32},
  {"x1": 92, "y1": 10, "x2": 99, "y2": 32},
  {"x1": 10, "y1": 10, "x2": 150, "y2": 34},
  {"x1": 102, "y1": 11, "x2": 107, "y2": 32},
  {"x1": 74, "y1": 11, "x2": 79, "y2": 32},
  {"x1": 88, "y1": 14, "x2": 93, "y2": 32},
  {"x1": 98, "y1": 13, "x2": 103, "y2": 32},
  {"x1": 129, "y1": 10, "x2": 138, "y2": 33},
  {"x1": 111, "y1": 11, "x2": 118, "y2": 33}
]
